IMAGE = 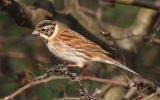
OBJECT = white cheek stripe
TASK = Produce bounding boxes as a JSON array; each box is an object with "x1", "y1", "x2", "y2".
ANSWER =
[{"x1": 40, "y1": 33, "x2": 49, "y2": 40}]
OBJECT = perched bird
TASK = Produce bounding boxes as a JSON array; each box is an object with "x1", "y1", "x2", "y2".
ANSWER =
[{"x1": 32, "y1": 20, "x2": 139, "y2": 76}]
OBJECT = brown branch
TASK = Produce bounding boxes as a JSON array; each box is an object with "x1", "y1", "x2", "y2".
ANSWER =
[
  {"x1": 132, "y1": 77, "x2": 157, "y2": 92},
  {"x1": 56, "y1": 97, "x2": 103, "y2": 100},
  {"x1": 0, "y1": 51, "x2": 50, "y2": 63},
  {"x1": 103, "y1": 0, "x2": 160, "y2": 10},
  {"x1": 142, "y1": 91, "x2": 160, "y2": 100},
  {"x1": 112, "y1": 9, "x2": 158, "y2": 52},
  {"x1": 0, "y1": 0, "x2": 53, "y2": 28},
  {"x1": 1, "y1": 1, "x2": 160, "y2": 100},
  {"x1": 0, "y1": 0, "x2": 32, "y2": 27},
  {"x1": 1, "y1": 0, "x2": 158, "y2": 51},
  {"x1": 79, "y1": 76, "x2": 128, "y2": 87},
  {"x1": 2, "y1": 76, "x2": 64, "y2": 100},
  {"x1": 61, "y1": 0, "x2": 159, "y2": 52},
  {"x1": 2, "y1": 64, "x2": 129, "y2": 100},
  {"x1": 123, "y1": 87, "x2": 138, "y2": 100},
  {"x1": 144, "y1": 36, "x2": 160, "y2": 46},
  {"x1": 56, "y1": 97, "x2": 80, "y2": 100},
  {"x1": 0, "y1": 51, "x2": 25, "y2": 59},
  {"x1": 103, "y1": 32, "x2": 160, "y2": 46},
  {"x1": 123, "y1": 77, "x2": 159, "y2": 99},
  {"x1": 61, "y1": 0, "x2": 108, "y2": 44},
  {"x1": 2, "y1": 75, "x2": 127, "y2": 100}
]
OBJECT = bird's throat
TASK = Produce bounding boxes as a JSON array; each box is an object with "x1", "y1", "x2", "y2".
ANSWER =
[{"x1": 39, "y1": 33, "x2": 49, "y2": 43}]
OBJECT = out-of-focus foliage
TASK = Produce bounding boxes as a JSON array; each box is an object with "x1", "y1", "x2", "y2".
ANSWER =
[{"x1": 0, "y1": 0, "x2": 159, "y2": 99}]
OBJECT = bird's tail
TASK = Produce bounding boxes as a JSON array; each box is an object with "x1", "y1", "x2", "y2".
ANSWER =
[{"x1": 102, "y1": 57, "x2": 140, "y2": 76}]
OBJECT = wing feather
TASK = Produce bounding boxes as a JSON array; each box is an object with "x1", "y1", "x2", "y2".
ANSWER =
[{"x1": 57, "y1": 28, "x2": 110, "y2": 55}]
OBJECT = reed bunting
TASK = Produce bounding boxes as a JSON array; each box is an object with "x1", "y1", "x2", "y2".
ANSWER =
[{"x1": 32, "y1": 20, "x2": 139, "y2": 76}]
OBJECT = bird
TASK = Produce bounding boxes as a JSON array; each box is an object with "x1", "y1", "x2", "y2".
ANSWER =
[{"x1": 32, "y1": 20, "x2": 139, "y2": 76}]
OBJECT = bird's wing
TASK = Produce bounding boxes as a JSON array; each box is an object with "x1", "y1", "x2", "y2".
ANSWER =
[{"x1": 57, "y1": 28, "x2": 110, "y2": 55}]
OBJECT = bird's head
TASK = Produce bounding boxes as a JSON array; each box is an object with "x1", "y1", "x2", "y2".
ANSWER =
[{"x1": 32, "y1": 20, "x2": 56, "y2": 42}]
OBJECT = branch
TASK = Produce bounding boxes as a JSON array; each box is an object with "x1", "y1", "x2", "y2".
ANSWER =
[
  {"x1": 79, "y1": 76, "x2": 128, "y2": 87},
  {"x1": 0, "y1": 51, "x2": 50, "y2": 63},
  {"x1": 56, "y1": 97, "x2": 80, "y2": 100},
  {"x1": 144, "y1": 36, "x2": 160, "y2": 46},
  {"x1": 103, "y1": 0, "x2": 160, "y2": 10},
  {"x1": 2, "y1": 64, "x2": 129, "y2": 100},
  {"x1": 108, "y1": 9, "x2": 158, "y2": 52},
  {"x1": 2, "y1": 75, "x2": 65, "y2": 100},
  {"x1": 0, "y1": 0, "x2": 32, "y2": 27},
  {"x1": 2, "y1": 75, "x2": 128, "y2": 100},
  {"x1": 123, "y1": 87, "x2": 138, "y2": 100},
  {"x1": 0, "y1": 0, "x2": 53, "y2": 28},
  {"x1": 102, "y1": 32, "x2": 160, "y2": 46},
  {"x1": 123, "y1": 77, "x2": 159, "y2": 99},
  {"x1": 61, "y1": 0, "x2": 159, "y2": 52},
  {"x1": 1, "y1": 0, "x2": 159, "y2": 51},
  {"x1": 132, "y1": 77, "x2": 156, "y2": 92},
  {"x1": 142, "y1": 91, "x2": 160, "y2": 100}
]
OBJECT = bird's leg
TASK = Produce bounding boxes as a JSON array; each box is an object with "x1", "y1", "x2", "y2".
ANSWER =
[
  {"x1": 67, "y1": 64, "x2": 79, "y2": 67},
  {"x1": 76, "y1": 65, "x2": 88, "y2": 75},
  {"x1": 63, "y1": 62, "x2": 78, "y2": 68},
  {"x1": 63, "y1": 62, "x2": 88, "y2": 75}
]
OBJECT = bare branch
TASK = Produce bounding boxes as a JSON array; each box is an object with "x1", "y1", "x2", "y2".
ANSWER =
[
  {"x1": 0, "y1": 0, "x2": 53, "y2": 28},
  {"x1": 123, "y1": 87, "x2": 138, "y2": 100},
  {"x1": 142, "y1": 91, "x2": 160, "y2": 100},
  {"x1": 2, "y1": 64, "x2": 129, "y2": 100},
  {"x1": 144, "y1": 36, "x2": 160, "y2": 46},
  {"x1": 111, "y1": 9, "x2": 158, "y2": 52},
  {"x1": 56, "y1": 97, "x2": 80, "y2": 100},
  {"x1": 1, "y1": 0, "x2": 158, "y2": 51},
  {"x1": 103, "y1": 0, "x2": 160, "y2": 10}
]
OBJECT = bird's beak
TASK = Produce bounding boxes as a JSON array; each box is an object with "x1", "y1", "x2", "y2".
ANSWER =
[{"x1": 32, "y1": 31, "x2": 39, "y2": 36}]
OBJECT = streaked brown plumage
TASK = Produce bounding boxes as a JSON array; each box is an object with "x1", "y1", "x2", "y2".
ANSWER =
[{"x1": 32, "y1": 20, "x2": 139, "y2": 76}]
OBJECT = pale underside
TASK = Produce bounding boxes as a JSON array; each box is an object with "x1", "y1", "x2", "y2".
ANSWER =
[{"x1": 47, "y1": 40, "x2": 90, "y2": 68}]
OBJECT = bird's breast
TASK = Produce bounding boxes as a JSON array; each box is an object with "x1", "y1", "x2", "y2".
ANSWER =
[{"x1": 47, "y1": 40, "x2": 88, "y2": 66}]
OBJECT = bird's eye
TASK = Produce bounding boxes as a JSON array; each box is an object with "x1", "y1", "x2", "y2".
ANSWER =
[{"x1": 41, "y1": 29, "x2": 45, "y2": 31}]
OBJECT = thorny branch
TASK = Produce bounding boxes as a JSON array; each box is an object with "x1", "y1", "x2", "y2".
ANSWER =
[
  {"x1": 3, "y1": 64, "x2": 124, "y2": 100},
  {"x1": 2, "y1": 64, "x2": 160, "y2": 100},
  {"x1": 32, "y1": 64, "x2": 95, "y2": 100}
]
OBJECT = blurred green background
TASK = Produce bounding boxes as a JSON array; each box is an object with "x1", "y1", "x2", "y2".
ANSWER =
[{"x1": 0, "y1": 0, "x2": 159, "y2": 100}]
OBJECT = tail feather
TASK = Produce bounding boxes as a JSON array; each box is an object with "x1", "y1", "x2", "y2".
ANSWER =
[
  {"x1": 112, "y1": 61, "x2": 140, "y2": 76},
  {"x1": 103, "y1": 58, "x2": 140, "y2": 76}
]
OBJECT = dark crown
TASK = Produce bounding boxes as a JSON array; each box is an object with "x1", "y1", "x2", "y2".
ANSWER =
[{"x1": 36, "y1": 20, "x2": 56, "y2": 29}]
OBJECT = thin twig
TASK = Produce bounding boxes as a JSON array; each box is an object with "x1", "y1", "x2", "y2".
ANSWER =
[
  {"x1": 78, "y1": 76, "x2": 128, "y2": 87},
  {"x1": 103, "y1": 0, "x2": 160, "y2": 10},
  {"x1": 1, "y1": 64, "x2": 128, "y2": 100},
  {"x1": 2, "y1": 75, "x2": 66, "y2": 100},
  {"x1": 142, "y1": 91, "x2": 160, "y2": 100}
]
